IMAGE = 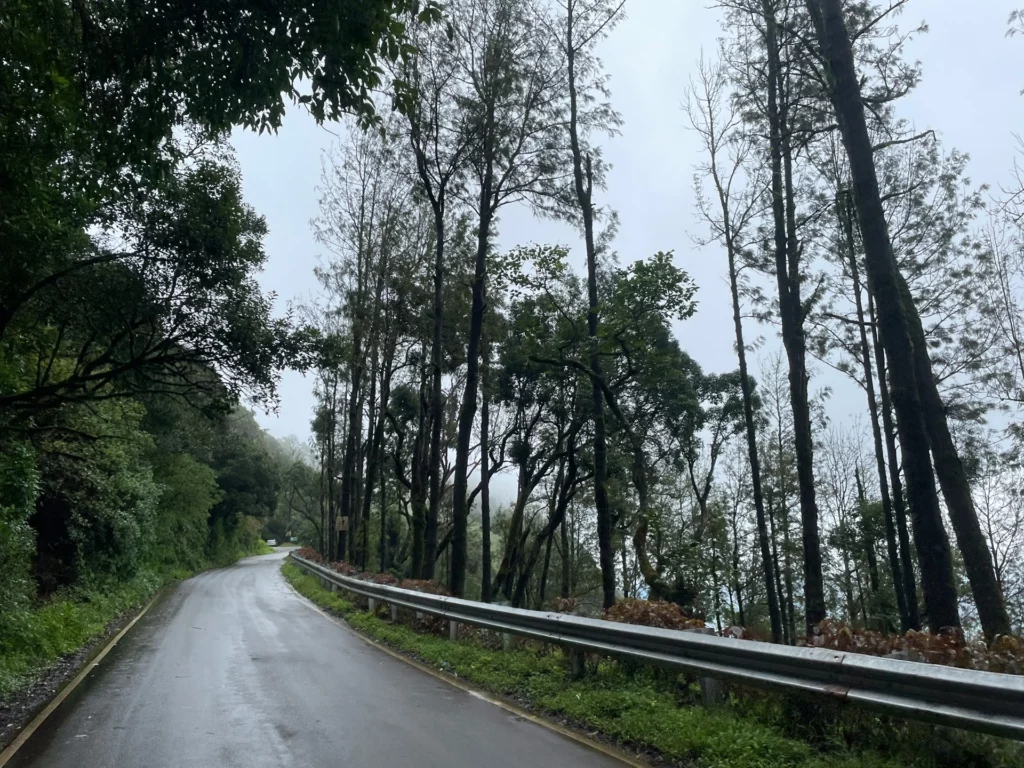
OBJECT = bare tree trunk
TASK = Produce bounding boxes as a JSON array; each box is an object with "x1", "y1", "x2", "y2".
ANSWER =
[
  {"x1": 727, "y1": 217, "x2": 783, "y2": 642},
  {"x1": 806, "y1": 0, "x2": 960, "y2": 631},
  {"x1": 767, "y1": 498, "x2": 790, "y2": 644},
  {"x1": 451, "y1": 179, "x2": 494, "y2": 598},
  {"x1": 538, "y1": 532, "x2": 554, "y2": 608},
  {"x1": 842, "y1": 194, "x2": 911, "y2": 630},
  {"x1": 763, "y1": 0, "x2": 825, "y2": 631},
  {"x1": 782, "y1": 499, "x2": 797, "y2": 640},
  {"x1": 560, "y1": 512, "x2": 570, "y2": 599},
  {"x1": 410, "y1": 358, "x2": 430, "y2": 577},
  {"x1": 566, "y1": 4, "x2": 615, "y2": 609},
  {"x1": 424, "y1": 214, "x2": 444, "y2": 580},
  {"x1": 869, "y1": 294, "x2": 921, "y2": 629},
  {"x1": 894, "y1": 271, "x2": 1012, "y2": 639},
  {"x1": 480, "y1": 340, "x2": 493, "y2": 602}
]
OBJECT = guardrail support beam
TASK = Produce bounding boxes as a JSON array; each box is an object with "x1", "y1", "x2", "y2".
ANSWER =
[
  {"x1": 390, "y1": 604, "x2": 399, "y2": 622},
  {"x1": 449, "y1": 620, "x2": 459, "y2": 641},
  {"x1": 501, "y1": 632, "x2": 513, "y2": 652},
  {"x1": 569, "y1": 649, "x2": 585, "y2": 680},
  {"x1": 688, "y1": 627, "x2": 727, "y2": 708},
  {"x1": 368, "y1": 598, "x2": 377, "y2": 613}
]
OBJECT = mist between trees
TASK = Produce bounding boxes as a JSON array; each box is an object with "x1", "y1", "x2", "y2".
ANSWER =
[{"x1": 3, "y1": 0, "x2": 1024, "y2": 665}]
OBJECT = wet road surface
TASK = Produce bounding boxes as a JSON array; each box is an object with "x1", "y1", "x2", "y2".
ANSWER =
[{"x1": 9, "y1": 552, "x2": 625, "y2": 767}]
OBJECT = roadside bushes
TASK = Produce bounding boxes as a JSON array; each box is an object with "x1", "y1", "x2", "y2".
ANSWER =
[
  {"x1": 0, "y1": 443, "x2": 38, "y2": 617},
  {"x1": 604, "y1": 598, "x2": 706, "y2": 631}
]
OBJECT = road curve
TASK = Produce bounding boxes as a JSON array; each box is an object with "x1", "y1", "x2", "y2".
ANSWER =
[{"x1": 8, "y1": 551, "x2": 626, "y2": 768}]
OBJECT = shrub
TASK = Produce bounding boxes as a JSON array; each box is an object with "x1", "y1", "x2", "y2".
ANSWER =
[
  {"x1": 808, "y1": 620, "x2": 1024, "y2": 674},
  {"x1": 604, "y1": 598, "x2": 705, "y2": 631}
]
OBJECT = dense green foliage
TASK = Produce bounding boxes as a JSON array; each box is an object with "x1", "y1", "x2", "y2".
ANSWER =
[
  {"x1": 0, "y1": 0, "x2": 439, "y2": 703},
  {"x1": 282, "y1": 560, "x2": 1024, "y2": 768}
]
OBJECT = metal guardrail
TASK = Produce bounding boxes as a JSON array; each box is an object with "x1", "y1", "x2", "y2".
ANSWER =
[{"x1": 289, "y1": 552, "x2": 1024, "y2": 740}]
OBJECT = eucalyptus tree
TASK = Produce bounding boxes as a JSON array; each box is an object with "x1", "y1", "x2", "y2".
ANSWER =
[
  {"x1": 722, "y1": 0, "x2": 828, "y2": 633},
  {"x1": 447, "y1": 0, "x2": 568, "y2": 597},
  {"x1": 688, "y1": 56, "x2": 784, "y2": 641},
  {"x1": 802, "y1": 0, "x2": 962, "y2": 632},
  {"x1": 546, "y1": 0, "x2": 626, "y2": 609},
  {"x1": 399, "y1": 17, "x2": 480, "y2": 578}
]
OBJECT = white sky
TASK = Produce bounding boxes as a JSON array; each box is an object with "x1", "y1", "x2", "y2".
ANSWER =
[{"x1": 236, "y1": 0, "x2": 1024, "y2": 469}]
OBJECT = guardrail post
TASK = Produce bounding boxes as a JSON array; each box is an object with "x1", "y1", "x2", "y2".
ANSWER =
[
  {"x1": 390, "y1": 604, "x2": 399, "y2": 622},
  {"x1": 569, "y1": 649, "x2": 585, "y2": 680},
  {"x1": 448, "y1": 620, "x2": 459, "y2": 641},
  {"x1": 688, "y1": 628, "x2": 727, "y2": 708},
  {"x1": 368, "y1": 598, "x2": 377, "y2": 614},
  {"x1": 501, "y1": 632, "x2": 513, "y2": 652}
]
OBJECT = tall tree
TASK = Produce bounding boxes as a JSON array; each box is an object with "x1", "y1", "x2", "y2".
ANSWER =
[
  {"x1": 551, "y1": 0, "x2": 626, "y2": 609},
  {"x1": 689, "y1": 57, "x2": 784, "y2": 642},
  {"x1": 448, "y1": 0, "x2": 565, "y2": 597},
  {"x1": 803, "y1": 0, "x2": 960, "y2": 631}
]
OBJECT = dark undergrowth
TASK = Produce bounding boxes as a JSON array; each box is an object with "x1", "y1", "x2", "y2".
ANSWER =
[{"x1": 282, "y1": 560, "x2": 1024, "y2": 768}]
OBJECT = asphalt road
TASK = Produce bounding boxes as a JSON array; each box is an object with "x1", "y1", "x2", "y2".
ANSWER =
[{"x1": 9, "y1": 551, "x2": 625, "y2": 768}]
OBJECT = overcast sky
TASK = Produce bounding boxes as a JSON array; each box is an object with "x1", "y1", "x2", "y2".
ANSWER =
[{"x1": 233, "y1": 0, "x2": 1024, "y2": 457}]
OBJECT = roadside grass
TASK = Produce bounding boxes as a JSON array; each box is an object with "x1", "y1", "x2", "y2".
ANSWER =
[
  {"x1": 0, "y1": 569, "x2": 162, "y2": 700},
  {"x1": 283, "y1": 561, "x2": 1020, "y2": 768}
]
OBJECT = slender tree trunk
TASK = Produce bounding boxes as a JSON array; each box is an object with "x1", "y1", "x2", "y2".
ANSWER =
[
  {"x1": 725, "y1": 211, "x2": 783, "y2": 642},
  {"x1": 566, "y1": 8, "x2": 615, "y2": 609},
  {"x1": 711, "y1": 538, "x2": 723, "y2": 632},
  {"x1": 379, "y1": 435, "x2": 388, "y2": 572},
  {"x1": 869, "y1": 294, "x2": 920, "y2": 629},
  {"x1": 806, "y1": 0, "x2": 960, "y2": 631},
  {"x1": 894, "y1": 271, "x2": 1012, "y2": 639},
  {"x1": 767, "y1": 498, "x2": 790, "y2": 644},
  {"x1": 538, "y1": 532, "x2": 554, "y2": 608},
  {"x1": 318, "y1": 449, "x2": 327, "y2": 556},
  {"x1": 560, "y1": 512, "x2": 570, "y2": 599},
  {"x1": 341, "y1": 357, "x2": 364, "y2": 564},
  {"x1": 782, "y1": 499, "x2": 797, "y2": 640},
  {"x1": 480, "y1": 340, "x2": 493, "y2": 602},
  {"x1": 774, "y1": 402, "x2": 799, "y2": 640},
  {"x1": 842, "y1": 195, "x2": 910, "y2": 630},
  {"x1": 452, "y1": 170, "x2": 494, "y2": 597},
  {"x1": 410, "y1": 360, "x2": 429, "y2": 577},
  {"x1": 424, "y1": 214, "x2": 445, "y2": 580},
  {"x1": 329, "y1": 379, "x2": 340, "y2": 561},
  {"x1": 763, "y1": 0, "x2": 825, "y2": 631},
  {"x1": 731, "y1": 511, "x2": 746, "y2": 627}
]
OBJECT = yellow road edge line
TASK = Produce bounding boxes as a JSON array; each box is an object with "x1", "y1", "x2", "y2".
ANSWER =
[
  {"x1": 281, "y1": 567, "x2": 649, "y2": 768},
  {"x1": 0, "y1": 591, "x2": 161, "y2": 768}
]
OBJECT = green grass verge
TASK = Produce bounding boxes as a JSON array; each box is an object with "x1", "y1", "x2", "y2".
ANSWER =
[
  {"x1": 0, "y1": 569, "x2": 163, "y2": 700},
  {"x1": 285, "y1": 561, "x2": 1017, "y2": 768}
]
